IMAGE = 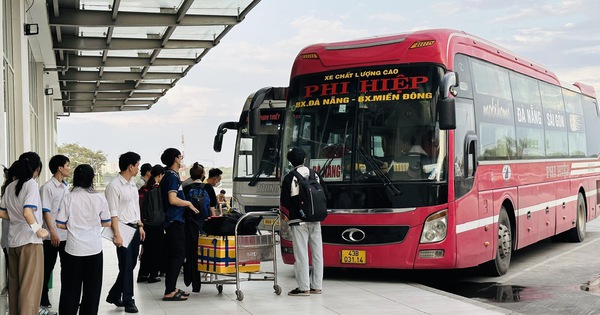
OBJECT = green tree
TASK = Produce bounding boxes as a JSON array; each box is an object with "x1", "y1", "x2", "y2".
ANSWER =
[{"x1": 58, "y1": 143, "x2": 108, "y2": 181}]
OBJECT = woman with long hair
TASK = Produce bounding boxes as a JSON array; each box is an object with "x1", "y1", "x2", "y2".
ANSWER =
[
  {"x1": 56, "y1": 164, "x2": 111, "y2": 315},
  {"x1": 0, "y1": 152, "x2": 49, "y2": 314}
]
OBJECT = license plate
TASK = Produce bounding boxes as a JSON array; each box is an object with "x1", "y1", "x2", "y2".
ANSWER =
[
  {"x1": 262, "y1": 218, "x2": 279, "y2": 226},
  {"x1": 341, "y1": 250, "x2": 366, "y2": 264}
]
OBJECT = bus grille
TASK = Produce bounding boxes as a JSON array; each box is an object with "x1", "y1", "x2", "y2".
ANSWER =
[{"x1": 322, "y1": 225, "x2": 409, "y2": 245}]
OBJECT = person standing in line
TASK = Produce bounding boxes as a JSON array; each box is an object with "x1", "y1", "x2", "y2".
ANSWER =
[
  {"x1": 182, "y1": 162, "x2": 205, "y2": 292},
  {"x1": 105, "y1": 152, "x2": 145, "y2": 313},
  {"x1": 160, "y1": 148, "x2": 198, "y2": 301},
  {"x1": 39, "y1": 154, "x2": 70, "y2": 311},
  {"x1": 280, "y1": 148, "x2": 324, "y2": 296},
  {"x1": 204, "y1": 168, "x2": 223, "y2": 216},
  {"x1": 0, "y1": 161, "x2": 19, "y2": 296},
  {"x1": 56, "y1": 164, "x2": 111, "y2": 315},
  {"x1": 137, "y1": 164, "x2": 165, "y2": 283},
  {"x1": 0, "y1": 152, "x2": 49, "y2": 314},
  {"x1": 136, "y1": 163, "x2": 152, "y2": 190}
]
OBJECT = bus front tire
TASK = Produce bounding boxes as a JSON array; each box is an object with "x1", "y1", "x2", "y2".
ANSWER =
[{"x1": 482, "y1": 207, "x2": 512, "y2": 276}]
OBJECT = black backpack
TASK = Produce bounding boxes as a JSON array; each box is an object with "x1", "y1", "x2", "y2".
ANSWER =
[
  {"x1": 183, "y1": 182, "x2": 210, "y2": 222},
  {"x1": 140, "y1": 187, "x2": 165, "y2": 227},
  {"x1": 292, "y1": 169, "x2": 328, "y2": 222}
]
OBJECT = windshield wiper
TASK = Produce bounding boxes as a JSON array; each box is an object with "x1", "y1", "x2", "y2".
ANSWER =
[
  {"x1": 248, "y1": 170, "x2": 262, "y2": 187},
  {"x1": 357, "y1": 147, "x2": 402, "y2": 196}
]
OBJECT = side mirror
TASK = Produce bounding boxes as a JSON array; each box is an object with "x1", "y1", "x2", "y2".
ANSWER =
[
  {"x1": 213, "y1": 121, "x2": 238, "y2": 152},
  {"x1": 249, "y1": 87, "x2": 287, "y2": 136},
  {"x1": 439, "y1": 98, "x2": 456, "y2": 130},
  {"x1": 438, "y1": 72, "x2": 458, "y2": 130},
  {"x1": 213, "y1": 133, "x2": 224, "y2": 152},
  {"x1": 441, "y1": 72, "x2": 458, "y2": 99}
]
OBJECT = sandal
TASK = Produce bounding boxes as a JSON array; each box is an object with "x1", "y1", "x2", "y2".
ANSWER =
[
  {"x1": 177, "y1": 289, "x2": 191, "y2": 297},
  {"x1": 162, "y1": 290, "x2": 188, "y2": 301}
]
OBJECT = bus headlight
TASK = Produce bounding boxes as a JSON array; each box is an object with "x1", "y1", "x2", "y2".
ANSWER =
[
  {"x1": 279, "y1": 213, "x2": 293, "y2": 241},
  {"x1": 420, "y1": 209, "x2": 448, "y2": 243}
]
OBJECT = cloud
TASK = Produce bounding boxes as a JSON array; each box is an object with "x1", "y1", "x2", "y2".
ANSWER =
[
  {"x1": 430, "y1": 1, "x2": 464, "y2": 15},
  {"x1": 280, "y1": 15, "x2": 371, "y2": 47},
  {"x1": 556, "y1": 65, "x2": 600, "y2": 94},
  {"x1": 563, "y1": 45, "x2": 600, "y2": 55},
  {"x1": 512, "y1": 27, "x2": 565, "y2": 45},
  {"x1": 367, "y1": 13, "x2": 405, "y2": 23}
]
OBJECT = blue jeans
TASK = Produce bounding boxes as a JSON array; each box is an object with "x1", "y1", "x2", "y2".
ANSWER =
[{"x1": 108, "y1": 229, "x2": 140, "y2": 304}]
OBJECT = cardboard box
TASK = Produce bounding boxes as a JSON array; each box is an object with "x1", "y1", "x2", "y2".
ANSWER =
[{"x1": 198, "y1": 235, "x2": 260, "y2": 274}]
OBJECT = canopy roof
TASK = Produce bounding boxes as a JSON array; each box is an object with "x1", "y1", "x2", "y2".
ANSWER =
[{"x1": 46, "y1": 0, "x2": 260, "y2": 113}]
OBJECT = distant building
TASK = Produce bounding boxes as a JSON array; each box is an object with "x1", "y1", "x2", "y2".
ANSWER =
[{"x1": 101, "y1": 162, "x2": 120, "y2": 174}]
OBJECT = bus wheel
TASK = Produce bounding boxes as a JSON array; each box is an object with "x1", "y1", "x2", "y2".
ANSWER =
[
  {"x1": 566, "y1": 193, "x2": 586, "y2": 242},
  {"x1": 482, "y1": 207, "x2": 512, "y2": 276}
]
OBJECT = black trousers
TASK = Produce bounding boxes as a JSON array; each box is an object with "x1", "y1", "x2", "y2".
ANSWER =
[
  {"x1": 183, "y1": 219, "x2": 201, "y2": 292},
  {"x1": 41, "y1": 240, "x2": 66, "y2": 306},
  {"x1": 164, "y1": 221, "x2": 185, "y2": 295},
  {"x1": 137, "y1": 225, "x2": 164, "y2": 279},
  {"x1": 58, "y1": 251, "x2": 103, "y2": 315},
  {"x1": 107, "y1": 229, "x2": 140, "y2": 304}
]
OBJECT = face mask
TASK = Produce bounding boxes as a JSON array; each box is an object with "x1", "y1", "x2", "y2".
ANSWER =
[{"x1": 215, "y1": 181, "x2": 222, "y2": 188}]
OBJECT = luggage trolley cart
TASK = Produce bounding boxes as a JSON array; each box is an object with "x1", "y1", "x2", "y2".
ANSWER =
[{"x1": 199, "y1": 211, "x2": 281, "y2": 301}]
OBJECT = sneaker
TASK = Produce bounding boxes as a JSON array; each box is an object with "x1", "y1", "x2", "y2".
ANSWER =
[
  {"x1": 288, "y1": 288, "x2": 309, "y2": 296},
  {"x1": 310, "y1": 288, "x2": 322, "y2": 294}
]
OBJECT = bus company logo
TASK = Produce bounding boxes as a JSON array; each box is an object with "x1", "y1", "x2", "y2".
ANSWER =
[
  {"x1": 483, "y1": 98, "x2": 511, "y2": 120},
  {"x1": 341, "y1": 228, "x2": 366, "y2": 243},
  {"x1": 502, "y1": 165, "x2": 512, "y2": 180},
  {"x1": 409, "y1": 40, "x2": 436, "y2": 49},
  {"x1": 256, "y1": 183, "x2": 280, "y2": 193},
  {"x1": 569, "y1": 114, "x2": 582, "y2": 132}
]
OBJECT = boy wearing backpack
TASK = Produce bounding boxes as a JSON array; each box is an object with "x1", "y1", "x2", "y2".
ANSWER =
[
  {"x1": 280, "y1": 148, "x2": 325, "y2": 296},
  {"x1": 181, "y1": 162, "x2": 209, "y2": 292}
]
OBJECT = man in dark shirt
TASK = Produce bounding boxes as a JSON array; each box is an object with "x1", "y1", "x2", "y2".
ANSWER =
[
  {"x1": 159, "y1": 148, "x2": 198, "y2": 301},
  {"x1": 204, "y1": 168, "x2": 223, "y2": 216}
]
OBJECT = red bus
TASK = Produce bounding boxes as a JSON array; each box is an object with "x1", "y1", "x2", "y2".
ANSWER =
[{"x1": 268, "y1": 29, "x2": 600, "y2": 276}]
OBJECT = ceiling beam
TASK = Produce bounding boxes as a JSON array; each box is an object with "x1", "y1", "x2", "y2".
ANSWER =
[
  {"x1": 56, "y1": 55, "x2": 196, "y2": 67},
  {"x1": 49, "y1": 9, "x2": 239, "y2": 27},
  {"x1": 64, "y1": 100, "x2": 154, "y2": 106},
  {"x1": 54, "y1": 36, "x2": 214, "y2": 51},
  {"x1": 68, "y1": 92, "x2": 164, "y2": 100},
  {"x1": 59, "y1": 71, "x2": 180, "y2": 81},
  {"x1": 62, "y1": 82, "x2": 172, "y2": 91}
]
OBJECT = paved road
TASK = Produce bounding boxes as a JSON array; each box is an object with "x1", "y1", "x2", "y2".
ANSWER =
[{"x1": 414, "y1": 217, "x2": 600, "y2": 314}]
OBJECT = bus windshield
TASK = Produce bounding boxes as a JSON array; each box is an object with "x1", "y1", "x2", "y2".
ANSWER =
[
  {"x1": 283, "y1": 64, "x2": 446, "y2": 183},
  {"x1": 235, "y1": 108, "x2": 282, "y2": 180}
]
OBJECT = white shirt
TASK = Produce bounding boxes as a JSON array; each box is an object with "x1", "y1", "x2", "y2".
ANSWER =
[
  {"x1": 0, "y1": 179, "x2": 44, "y2": 247},
  {"x1": 135, "y1": 177, "x2": 146, "y2": 190},
  {"x1": 105, "y1": 174, "x2": 141, "y2": 224},
  {"x1": 290, "y1": 165, "x2": 320, "y2": 197},
  {"x1": 40, "y1": 177, "x2": 69, "y2": 241},
  {"x1": 56, "y1": 187, "x2": 111, "y2": 256}
]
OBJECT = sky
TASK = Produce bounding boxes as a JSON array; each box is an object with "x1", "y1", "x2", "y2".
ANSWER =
[{"x1": 57, "y1": 0, "x2": 600, "y2": 168}]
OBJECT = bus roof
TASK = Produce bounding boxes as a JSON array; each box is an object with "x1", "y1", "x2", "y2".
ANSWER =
[{"x1": 292, "y1": 28, "x2": 596, "y2": 99}]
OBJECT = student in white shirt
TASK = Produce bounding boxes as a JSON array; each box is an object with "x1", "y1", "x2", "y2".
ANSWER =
[
  {"x1": 105, "y1": 152, "x2": 145, "y2": 313},
  {"x1": 39, "y1": 154, "x2": 70, "y2": 310},
  {"x1": 0, "y1": 152, "x2": 49, "y2": 315},
  {"x1": 56, "y1": 164, "x2": 111, "y2": 315}
]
